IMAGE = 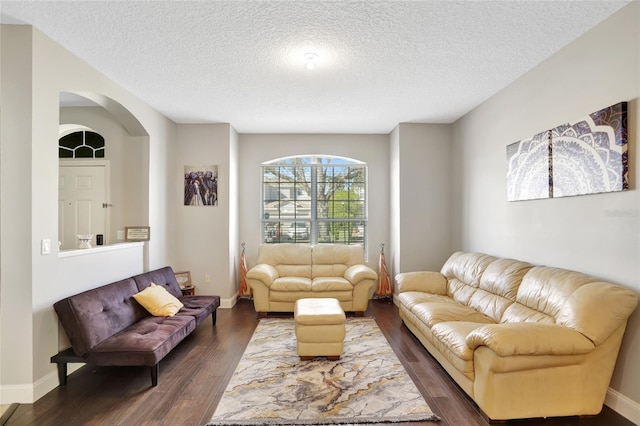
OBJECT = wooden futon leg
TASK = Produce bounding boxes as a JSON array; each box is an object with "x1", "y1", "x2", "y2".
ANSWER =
[
  {"x1": 50, "y1": 348, "x2": 85, "y2": 386},
  {"x1": 151, "y1": 363, "x2": 159, "y2": 386}
]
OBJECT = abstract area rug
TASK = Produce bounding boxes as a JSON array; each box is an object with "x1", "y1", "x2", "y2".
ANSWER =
[{"x1": 208, "y1": 317, "x2": 439, "y2": 425}]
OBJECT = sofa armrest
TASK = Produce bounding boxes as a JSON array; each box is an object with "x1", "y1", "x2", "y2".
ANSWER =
[
  {"x1": 344, "y1": 264, "x2": 378, "y2": 285},
  {"x1": 466, "y1": 323, "x2": 595, "y2": 356},
  {"x1": 395, "y1": 271, "x2": 447, "y2": 295},
  {"x1": 246, "y1": 264, "x2": 279, "y2": 287}
]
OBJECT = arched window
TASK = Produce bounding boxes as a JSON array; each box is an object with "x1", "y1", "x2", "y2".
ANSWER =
[
  {"x1": 261, "y1": 155, "x2": 367, "y2": 248},
  {"x1": 59, "y1": 130, "x2": 105, "y2": 158}
]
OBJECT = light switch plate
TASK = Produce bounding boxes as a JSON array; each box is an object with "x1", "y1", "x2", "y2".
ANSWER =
[{"x1": 41, "y1": 239, "x2": 51, "y2": 255}]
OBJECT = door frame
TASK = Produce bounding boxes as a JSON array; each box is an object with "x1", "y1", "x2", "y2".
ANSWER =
[{"x1": 59, "y1": 159, "x2": 111, "y2": 246}]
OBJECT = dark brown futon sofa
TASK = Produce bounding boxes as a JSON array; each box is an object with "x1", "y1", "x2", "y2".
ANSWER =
[{"x1": 51, "y1": 266, "x2": 220, "y2": 387}]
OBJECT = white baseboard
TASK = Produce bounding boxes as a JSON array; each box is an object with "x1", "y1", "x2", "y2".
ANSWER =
[
  {"x1": 1, "y1": 382, "x2": 33, "y2": 404},
  {"x1": 33, "y1": 370, "x2": 59, "y2": 402},
  {"x1": 1, "y1": 363, "x2": 83, "y2": 404},
  {"x1": 605, "y1": 387, "x2": 640, "y2": 424},
  {"x1": 221, "y1": 294, "x2": 237, "y2": 309}
]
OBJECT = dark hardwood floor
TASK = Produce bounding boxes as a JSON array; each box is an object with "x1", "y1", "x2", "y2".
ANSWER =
[{"x1": 6, "y1": 299, "x2": 635, "y2": 426}]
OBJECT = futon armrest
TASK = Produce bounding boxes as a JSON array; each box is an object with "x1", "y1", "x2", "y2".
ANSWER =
[
  {"x1": 466, "y1": 323, "x2": 595, "y2": 356},
  {"x1": 344, "y1": 264, "x2": 378, "y2": 285},
  {"x1": 395, "y1": 271, "x2": 447, "y2": 295},
  {"x1": 246, "y1": 264, "x2": 279, "y2": 287}
]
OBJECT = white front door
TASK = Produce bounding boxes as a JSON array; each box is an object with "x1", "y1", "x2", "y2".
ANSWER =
[{"x1": 59, "y1": 161, "x2": 109, "y2": 249}]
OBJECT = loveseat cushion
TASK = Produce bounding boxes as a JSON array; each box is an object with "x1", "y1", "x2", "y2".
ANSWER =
[
  {"x1": 311, "y1": 244, "x2": 365, "y2": 278},
  {"x1": 271, "y1": 277, "x2": 312, "y2": 291},
  {"x1": 245, "y1": 264, "x2": 279, "y2": 287},
  {"x1": 258, "y1": 243, "x2": 312, "y2": 278},
  {"x1": 312, "y1": 277, "x2": 353, "y2": 292},
  {"x1": 86, "y1": 314, "x2": 196, "y2": 366}
]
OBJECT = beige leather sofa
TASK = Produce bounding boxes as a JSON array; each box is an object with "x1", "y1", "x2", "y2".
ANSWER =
[
  {"x1": 396, "y1": 251, "x2": 638, "y2": 421},
  {"x1": 246, "y1": 243, "x2": 377, "y2": 315}
]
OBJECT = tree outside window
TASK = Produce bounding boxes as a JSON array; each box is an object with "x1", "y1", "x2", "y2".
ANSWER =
[{"x1": 261, "y1": 155, "x2": 367, "y2": 248}]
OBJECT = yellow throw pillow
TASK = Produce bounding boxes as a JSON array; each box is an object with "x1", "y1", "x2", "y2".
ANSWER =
[{"x1": 133, "y1": 283, "x2": 184, "y2": 317}]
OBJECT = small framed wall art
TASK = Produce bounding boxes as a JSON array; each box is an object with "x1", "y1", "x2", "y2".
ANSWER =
[
  {"x1": 125, "y1": 226, "x2": 150, "y2": 241},
  {"x1": 184, "y1": 165, "x2": 218, "y2": 206},
  {"x1": 174, "y1": 271, "x2": 192, "y2": 289}
]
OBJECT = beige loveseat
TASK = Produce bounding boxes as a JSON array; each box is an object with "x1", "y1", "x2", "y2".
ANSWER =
[
  {"x1": 246, "y1": 243, "x2": 377, "y2": 316},
  {"x1": 396, "y1": 251, "x2": 638, "y2": 421}
]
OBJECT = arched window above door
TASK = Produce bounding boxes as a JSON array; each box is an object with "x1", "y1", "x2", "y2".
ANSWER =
[{"x1": 59, "y1": 130, "x2": 105, "y2": 158}]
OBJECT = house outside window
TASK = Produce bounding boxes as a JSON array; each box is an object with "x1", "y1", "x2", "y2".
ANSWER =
[{"x1": 261, "y1": 155, "x2": 367, "y2": 248}]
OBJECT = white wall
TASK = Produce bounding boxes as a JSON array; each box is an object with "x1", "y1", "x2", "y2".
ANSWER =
[
  {"x1": 451, "y1": 2, "x2": 640, "y2": 420},
  {"x1": 1, "y1": 25, "x2": 177, "y2": 403},
  {"x1": 238, "y1": 134, "x2": 390, "y2": 271},
  {"x1": 175, "y1": 124, "x2": 237, "y2": 305}
]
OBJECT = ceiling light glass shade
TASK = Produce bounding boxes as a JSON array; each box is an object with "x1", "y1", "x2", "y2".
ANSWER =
[{"x1": 304, "y1": 52, "x2": 317, "y2": 70}]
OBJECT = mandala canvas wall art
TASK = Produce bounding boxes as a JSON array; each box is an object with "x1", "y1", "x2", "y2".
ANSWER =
[
  {"x1": 507, "y1": 131, "x2": 552, "y2": 201},
  {"x1": 506, "y1": 102, "x2": 628, "y2": 201},
  {"x1": 551, "y1": 102, "x2": 628, "y2": 198}
]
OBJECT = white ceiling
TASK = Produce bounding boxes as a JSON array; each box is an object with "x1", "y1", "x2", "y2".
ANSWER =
[{"x1": 1, "y1": 1, "x2": 630, "y2": 134}]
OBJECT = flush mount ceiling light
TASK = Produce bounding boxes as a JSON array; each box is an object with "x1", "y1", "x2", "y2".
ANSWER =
[{"x1": 304, "y1": 52, "x2": 318, "y2": 70}]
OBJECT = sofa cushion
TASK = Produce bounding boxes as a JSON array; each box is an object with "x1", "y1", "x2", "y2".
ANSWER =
[
  {"x1": 133, "y1": 283, "x2": 184, "y2": 317},
  {"x1": 469, "y1": 258, "x2": 533, "y2": 322},
  {"x1": 132, "y1": 266, "x2": 183, "y2": 299},
  {"x1": 86, "y1": 314, "x2": 195, "y2": 366},
  {"x1": 412, "y1": 301, "x2": 496, "y2": 328},
  {"x1": 53, "y1": 278, "x2": 148, "y2": 357},
  {"x1": 397, "y1": 291, "x2": 457, "y2": 311},
  {"x1": 430, "y1": 321, "x2": 481, "y2": 380},
  {"x1": 516, "y1": 266, "x2": 591, "y2": 319},
  {"x1": 446, "y1": 252, "x2": 498, "y2": 283},
  {"x1": 432, "y1": 321, "x2": 484, "y2": 361},
  {"x1": 501, "y1": 302, "x2": 555, "y2": 324},
  {"x1": 177, "y1": 295, "x2": 221, "y2": 325},
  {"x1": 556, "y1": 282, "x2": 639, "y2": 345}
]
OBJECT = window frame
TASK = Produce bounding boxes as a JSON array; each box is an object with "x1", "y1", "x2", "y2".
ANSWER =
[{"x1": 261, "y1": 155, "x2": 368, "y2": 249}]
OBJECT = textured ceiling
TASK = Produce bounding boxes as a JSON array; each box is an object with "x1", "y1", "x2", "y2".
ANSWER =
[{"x1": 0, "y1": 1, "x2": 630, "y2": 133}]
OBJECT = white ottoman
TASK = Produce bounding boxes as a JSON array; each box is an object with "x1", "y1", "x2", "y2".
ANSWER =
[{"x1": 294, "y1": 298, "x2": 346, "y2": 360}]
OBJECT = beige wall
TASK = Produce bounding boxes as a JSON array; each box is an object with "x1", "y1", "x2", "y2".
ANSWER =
[
  {"x1": 1, "y1": 3, "x2": 638, "y2": 420},
  {"x1": 1, "y1": 25, "x2": 177, "y2": 403},
  {"x1": 452, "y1": 3, "x2": 640, "y2": 420},
  {"x1": 238, "y1": 133, "x2": 390, "y2": 271},
  {"x1": 174, "y1": 124, "x2": 238, "y2": 305},
  {"x1": 59, "y1": 106, "x2": 149, "y2": 245},
  {"x1": 392, "y1": 123, "x2": 453, "y2": 277}
]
